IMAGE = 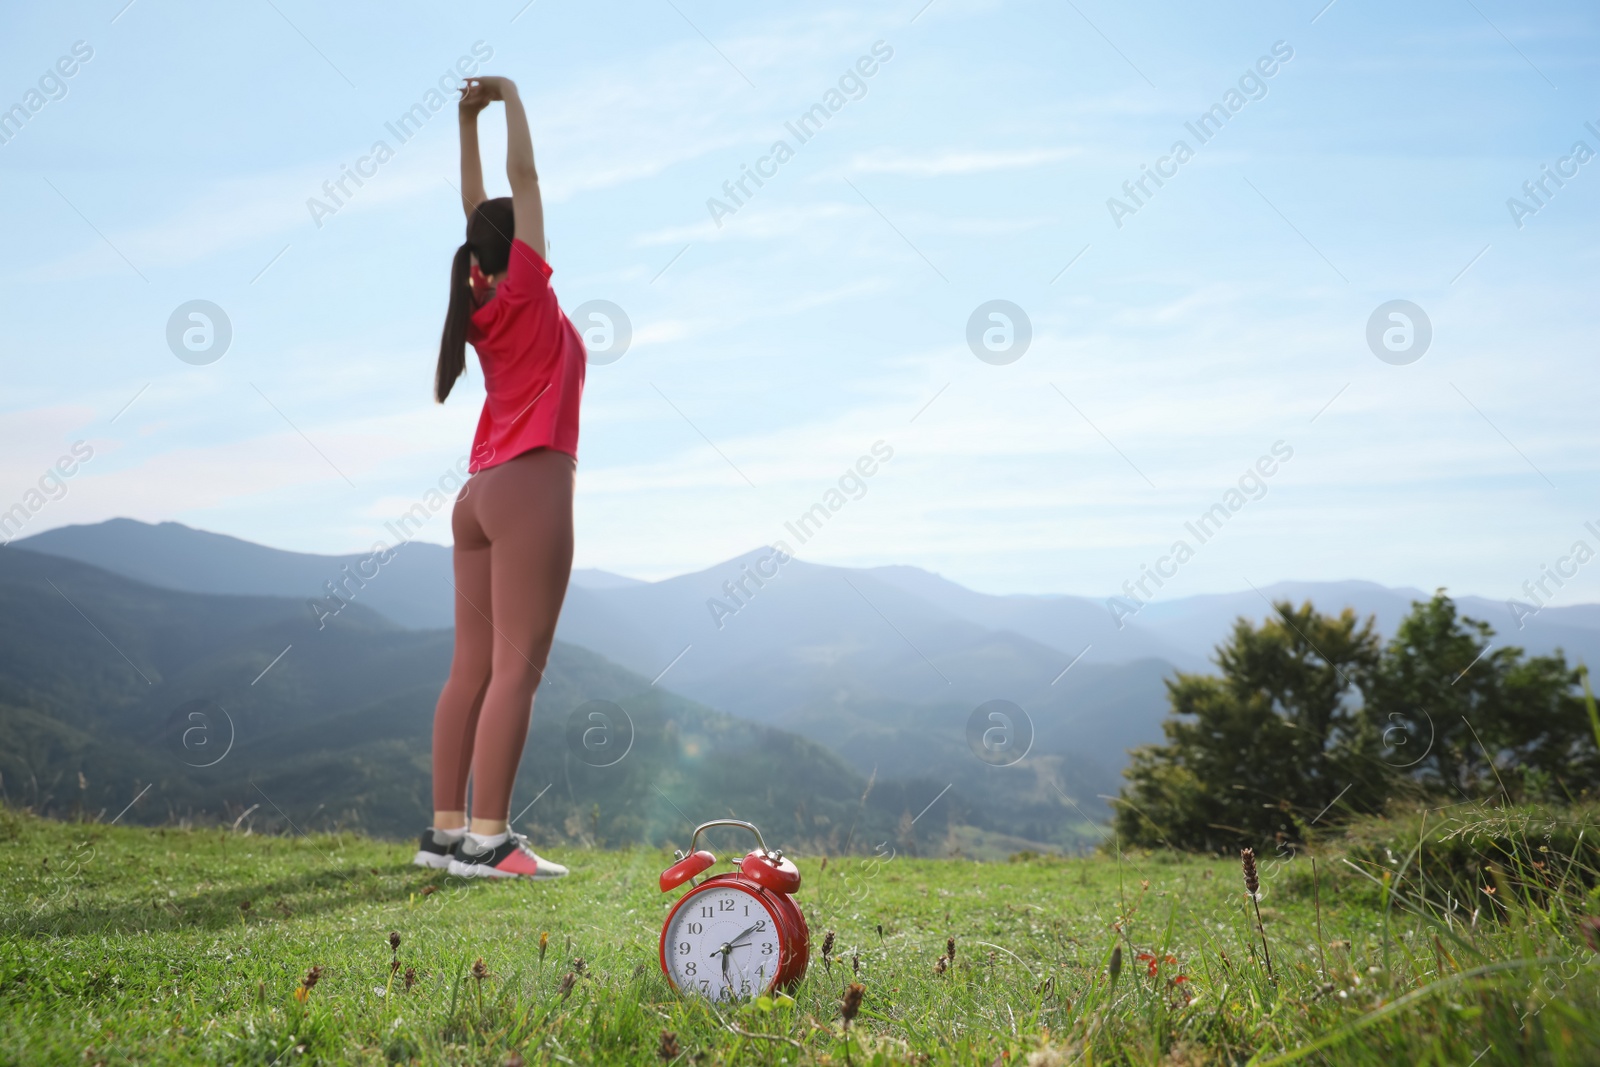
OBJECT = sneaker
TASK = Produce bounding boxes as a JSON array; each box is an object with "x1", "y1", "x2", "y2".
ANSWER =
[
  {"x1": 412, "y1": 826, "x2": 465, "y2": 870},
  {"x1": 447, "y1": 832, "x2": 569, "y2": 880}
]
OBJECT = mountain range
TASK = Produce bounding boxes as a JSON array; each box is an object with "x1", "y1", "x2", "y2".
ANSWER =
[{"x1": 12, "y1": 518, "x2": 1600, "y2": 854}]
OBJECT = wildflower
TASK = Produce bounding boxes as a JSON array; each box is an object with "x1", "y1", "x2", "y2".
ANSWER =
[
  {"x1": 556, "y1": 972, "x2": 577, "y2": 1000},
  {"x1": 841, "y1": 983, "x2": 864, "y2": 1028},
  {"x1": 658, "y1": 1031, "x2": 681, "y2": 1059},
  {"x1": 472, "y1": 958, "x2": 488, "y2": 982},
  {"x1": 1108, "y1": 946, "x2": 1122, "y2": 984},
  {"x1": 403, "y1": 967, "x2": 417, "y2": 991},
  {"x1": 539, "y1": 931, "x2": 549, "y2": 964},
  {"x1": 389, "y1": 932, "x2": 401, "y2": 952},
  {"x1": 946, "y1": 937, "x2": 956, "y2": 964},
  {"x1": 1136, "y1": 953, "x2": 1179, "y2": 978},
  {"x1": 934, "y1": 956, "x2": 947, "y2": 976}
]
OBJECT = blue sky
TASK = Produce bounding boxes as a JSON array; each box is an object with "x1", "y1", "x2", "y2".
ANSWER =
[{"x1": 3, "y1": 0, "x2": 1598, "y2": 606}]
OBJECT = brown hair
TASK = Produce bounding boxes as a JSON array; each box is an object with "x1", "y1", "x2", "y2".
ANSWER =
[{"x1": 436, "y1": 197, "x2": 515, "y2": 402}]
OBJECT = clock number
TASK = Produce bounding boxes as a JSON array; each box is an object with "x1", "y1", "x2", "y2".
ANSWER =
[
  {"x1": 761, "y1": 942, "x2": 774, "y2": 955},
  {"x1": 700, "y1": 906, "x2": 713, "y2": 918},
  {"x1": 684, "y1": 962, "x2": 697, "y2": 976},
  {"x1": 699, "y1": 980, "x2": 710, "y2": 993},
  {"x1": 755, "y1": 919, "x2": 766, "y2": 930},
  {"x1": 687, "y1": 922, "x2": 702, "y2": 934},
  {"x1": 739, "y1": 980, "x2": 751, "y2": 995},
  {"x1": 678, "y1": 941, "x2": 691, "y2": 955},
  {"x1": 720, "y1": 899, "x2": 734, "y2": 912}
]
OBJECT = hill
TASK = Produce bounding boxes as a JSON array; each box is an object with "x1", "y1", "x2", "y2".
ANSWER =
[
  {"x1": 16, "y1": 522, "x2": 1182, "y2": 823},
  {"x1": 0, "y1": 546, "x2": 938, "y2": 852}
]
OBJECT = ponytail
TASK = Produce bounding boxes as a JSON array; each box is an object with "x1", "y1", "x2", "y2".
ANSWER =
[
  {"x1": 435, "y1": 197, "x2": 515, "y2": 404},
  {"x1": 435, "y1": 242, "x2": 473, "y2": 402}
]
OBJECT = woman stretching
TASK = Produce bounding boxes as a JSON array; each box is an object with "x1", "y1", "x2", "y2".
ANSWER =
[{"x1": 413, "y1": 75, "x2": 585, "y2": 879}]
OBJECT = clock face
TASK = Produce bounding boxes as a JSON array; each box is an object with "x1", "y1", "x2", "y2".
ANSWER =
[{"x1": 663, "y1": 882, "x2": 783, "y2": 1001}]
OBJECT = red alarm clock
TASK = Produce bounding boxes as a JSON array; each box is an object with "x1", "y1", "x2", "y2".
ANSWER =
[{"x1": 658, "y1": 819, "x2": 809, "y2": 1000}]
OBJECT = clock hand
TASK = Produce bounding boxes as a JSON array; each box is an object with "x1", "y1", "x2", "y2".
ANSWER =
[{"x1": 725, "y1": 921, "x2": 763, "y2": 947}]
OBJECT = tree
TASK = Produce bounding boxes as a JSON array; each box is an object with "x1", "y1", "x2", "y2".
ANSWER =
[
  {"x1": 1114, "y1": 601, "x2": 1381, "y2": 852},
  {"x1": 1116, "y1": 592, "x2": 1600, "y2": 852},
  {"x1": 1364, "y1": 592, "x2": 1598, "y2": 801}
]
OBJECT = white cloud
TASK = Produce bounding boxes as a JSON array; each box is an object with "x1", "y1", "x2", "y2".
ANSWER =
[{"x1": 843, "y1": 147, "x2": 1081, "y2": 177}]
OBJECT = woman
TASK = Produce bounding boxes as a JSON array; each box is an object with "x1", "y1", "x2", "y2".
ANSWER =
[{"x1": 412, "y1": 75, "x2": 585, "y2": 879}]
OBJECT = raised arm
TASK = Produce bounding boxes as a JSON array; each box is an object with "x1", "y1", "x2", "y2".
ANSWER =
[
  {"x1": 457, "y1": 81, "x2": 490, "y2": 218},
  {"x1": 474, "y1": 77, "x2": 547, "y2": 260}
]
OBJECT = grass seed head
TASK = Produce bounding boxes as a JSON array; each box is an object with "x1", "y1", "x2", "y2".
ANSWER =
[
  {"x1": 503, "y1": 1054, "x2": 525, "y2": 1067},
  {"x1": 946, "y1": 937, "x2": 956, "y2": 963},
  {"x1": 557, "y1": 971, "x2": 577, "y2": 1000},
  {"x1": 573, "y1": 956, "x2": 587, "y2": 976},
  {"x1": 851, "y1": 953, "x2": 860, "y2": 976},
  {"x1": 934, "y1": 956, "x2": 947, "y2": 976},
  {"x1": 539, "y1": 931, "x2": 549, "y2": 962},
  {"x1": 1108, "y1": 946, "x2": 1122, "y2": 984},
  {"x1": 822, "y1": 931, "x2": 836, "y2": 959},
  {"x1": 841, "y1": 983, "x2": 864, "y2": 1027},
  {"x1": 388, "y1": 931, "x2": 400, "y2": 953},
  {"x1": 403, "y1": 967, "x2": 416, "y2": 991},
  {"x1": 1240, "y1": 848, "x2": 1260, "y2": 898},
  {"x1": 239, "y1": 900, "x2": 250, "y2": 912},
  {"x1": 471, "y1": 958, "x2": 487, "y2": 982},
  {"x1": 294, "y1": 965, "x2": 322, "y2": 1002},
  {"x1": 658, "y1": 1030, "x2": 681, "y2": 1059}
]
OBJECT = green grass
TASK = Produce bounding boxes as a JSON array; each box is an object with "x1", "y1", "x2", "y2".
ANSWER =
[{"x1": 3, "y1": 804, "x2": 1598, "y2": 1066}]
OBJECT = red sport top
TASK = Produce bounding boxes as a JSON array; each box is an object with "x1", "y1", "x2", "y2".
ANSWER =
[{"x1": 465, "y1": 239, "x2": 585, "y2": 473}]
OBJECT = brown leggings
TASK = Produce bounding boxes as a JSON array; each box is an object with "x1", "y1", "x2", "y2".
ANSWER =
[{"x1": 431, "y1": 447, "x2": 574, "y2": 820}]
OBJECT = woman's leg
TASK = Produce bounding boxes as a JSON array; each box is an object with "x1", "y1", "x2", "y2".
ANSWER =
[
  {"x1": 430, "y1": 477, "x2": 495, "y2": 825},
  {"x1": 467, "y1": 448, "x2": 575, "y2": 833}
]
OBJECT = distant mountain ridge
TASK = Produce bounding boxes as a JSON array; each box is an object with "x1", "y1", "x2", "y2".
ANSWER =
[{"x1": 21, "y1": 519, "x2": 1600, "y2": 672}]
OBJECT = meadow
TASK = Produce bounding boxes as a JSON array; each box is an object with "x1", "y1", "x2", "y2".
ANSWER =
[{"x1": 2, "y1": 803, "x2": 1598, "y2": 1066}]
